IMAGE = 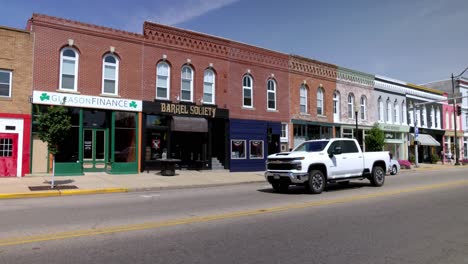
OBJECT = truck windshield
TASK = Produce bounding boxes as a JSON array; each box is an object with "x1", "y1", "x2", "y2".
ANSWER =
[{"x1": 293, "y1": 141, "x2": 329, "y2": 152}]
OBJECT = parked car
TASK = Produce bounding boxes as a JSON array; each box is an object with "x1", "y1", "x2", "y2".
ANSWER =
[
  {"x1": 389, "y1": 159, "x2": 400, "y2": 175},
  {"x1": 265, "y1": 138, "x2": 390, "y2": 194}
]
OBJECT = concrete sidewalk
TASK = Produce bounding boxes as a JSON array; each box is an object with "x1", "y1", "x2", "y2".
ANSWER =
[{"x1": 0, "y1": 163, "x2": 464, "y2": 199}]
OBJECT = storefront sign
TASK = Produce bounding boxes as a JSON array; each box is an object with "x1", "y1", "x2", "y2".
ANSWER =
[
  {"x1": 378, "y1": 123, "x2": 410, "y2": 133},
  {"x1": 32, "y1": 91, "x2": 142, "y2": 112},
  {"x1": 160, "y1": 102, "x2": 217, "y2": 118}
]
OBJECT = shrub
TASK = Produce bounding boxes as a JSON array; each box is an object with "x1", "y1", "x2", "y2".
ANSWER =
[
  {"x1": 398, "y1": 160, "x2": 412, "y2": 169},
  {"x1": 461, "y1": 159, "x2": 468, "y2": 165},
  {"x1": 408, "y1": 155, "x2": 415, "y2": 164},
  {"x1": 431, "y1": 155, "x2": 440, "y2": 164}
]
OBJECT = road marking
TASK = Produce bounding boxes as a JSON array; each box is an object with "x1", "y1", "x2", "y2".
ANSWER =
[
  {"x1": 140, "y1": 194, "x2": 161, "y2": 198},
  {"x1": 1, "y1": 179, "x2": 468, "y2": 247}
]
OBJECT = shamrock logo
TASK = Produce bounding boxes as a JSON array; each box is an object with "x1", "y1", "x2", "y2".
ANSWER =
[
  {"x1": 40, "y1": 93, "x2": 50, "y2": 101},
  {"x1": 130, "y1": 101, "x2": 137, "y2": 108}
]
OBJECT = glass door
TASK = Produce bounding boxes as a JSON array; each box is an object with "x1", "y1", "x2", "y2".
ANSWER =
[{"x1": 83, "y1": 129, "x2": 107, "y2": 171}]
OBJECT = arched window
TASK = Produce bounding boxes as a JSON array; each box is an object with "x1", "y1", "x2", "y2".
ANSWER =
[
  {"x1": 394, "y1": 100, "x2": 399, "y2": 124},
  {"x1": 242, "y1": 75, "x2": 253, "y2": 107},
  {"x1": 300, "y1": 85, "x2": 307, "y2": 113},
  {"x1": 386, "y1": 98, "x2": 392, "y2": 123},
  {"x1": 360, "y1": 96, "x2": 367, "y2": 120},
  {"x1": 333, "y1": 91, "x2": 340, "y2": 121},
  {"x1": 430, "y1": 106, "x2": 435, "y2": 128},
  {"x1": 402, "y1": 101, "x2": 407, "y2": 125},
  {"x1": 267, "y1": 79, "x2": 276, "y2": 110},
  {"x1": 378, "y1": 97, "x2": 384, "y2": 122},
  {"x1": 317, "y1": 88, "x2": 324, "y2": 115},
  {"x1": 348, "y1": 93, "x2": 354, "y2": 119},
  {"x1": 102, "y1": 54, "x2": 119, "y2": 95},
  {"x1": 60, "y1": 48, "x2": 79, "y2": 91},
  {"x1": 203, "y1": 69, "x2": 215, "y2": 104},
  {"x1": 181, "y1": 65, "x2": 193, "y2": 102},
  {"x1": 436, "y1": 107, "x2": 441, "y2": 129},
  {"x1": 156, "y1": 61, "x2": 170, "y2": 100},
  {"x1": 422, "y1": 106, "x2": 427, "y2": 127}
]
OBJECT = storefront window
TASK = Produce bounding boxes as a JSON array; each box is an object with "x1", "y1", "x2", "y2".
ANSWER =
[
  {"x1": 83, "y1": 109, "x2": 108, "y2": 128},
  {"x1": 145, "y1": 131, "x2": 168, "y2": 161},
  {"x1": 231, "y1": 140, "x2": 246, "y2": 159},
  {"x1": 250, "y1": 140, "x2": 264, "y2": 159},
  {"x1": 114, "y1": 112, "x2": 136, "y2": 162},
  {"x1": 146, "y1": 115, "x2": 168, "y2": 128},
  {"x1": 342, "y1": 128, "x2": 353, "y2": 138}
]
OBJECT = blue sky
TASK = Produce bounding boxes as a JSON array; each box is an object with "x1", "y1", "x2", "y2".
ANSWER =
[{"x1": 2, "y1": 0, "x2": 467, "y2": 84}]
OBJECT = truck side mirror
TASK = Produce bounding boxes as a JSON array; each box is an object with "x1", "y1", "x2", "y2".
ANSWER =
[{"x1": 329, "y1": 146, "x2": 342, "y2": 157}]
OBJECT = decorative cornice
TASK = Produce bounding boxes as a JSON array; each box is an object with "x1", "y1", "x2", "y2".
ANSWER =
[
  {"x1": 375, "y1": 79, "x2": 447, "y2": 101},
  {"x1": 406, "y1": 83, "x2": 444, "y2": 95},
  {"x1": 337, "y1": 66, "x2": 374, "y2": 87},
  {"x1": 289, "y1": 55, "x2": 337, "y2": 80}
]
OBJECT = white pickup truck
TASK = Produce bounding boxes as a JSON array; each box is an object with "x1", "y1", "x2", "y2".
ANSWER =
[{"x1": 265, "y1": 138, "x2": 390, "y2": 194}]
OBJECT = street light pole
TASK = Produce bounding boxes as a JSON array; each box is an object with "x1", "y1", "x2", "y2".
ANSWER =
[
  {"x1": 412, "y1": 104, "x2": 419, "y2": 168},
  {"x1": 354, "y1": 101, "x2": 359, "y2": 146},
  {"x1": 451, "y1": 66, "x2": 468, "y2": 166}
]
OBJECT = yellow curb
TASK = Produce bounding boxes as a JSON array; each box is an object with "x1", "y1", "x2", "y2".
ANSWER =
[
  {"x1": 59, "y1": 188, "x2": 128, "y2": 196},
  {"x1": 0, "y1": 190, "x2": 60, "y2": 200}
]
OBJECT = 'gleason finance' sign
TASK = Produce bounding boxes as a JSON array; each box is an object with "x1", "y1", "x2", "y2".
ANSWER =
[
  {"x1": 32, "y1": 91, "x2": 142, "y2": 112},
  {"x1": 160, "y1": 102, "x2": 217, "y2": 118}
]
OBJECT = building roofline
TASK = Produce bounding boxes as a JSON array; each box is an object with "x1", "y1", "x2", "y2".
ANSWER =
[{"x1": 0, "y1": 25, "x2": 30, "y2": 34}]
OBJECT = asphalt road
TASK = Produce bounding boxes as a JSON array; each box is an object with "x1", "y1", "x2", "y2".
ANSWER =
[{"x1": 1, "y1": 168, "x2": 468, "y2": 264}]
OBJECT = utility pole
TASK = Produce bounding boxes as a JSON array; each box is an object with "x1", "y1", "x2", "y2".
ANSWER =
[
  {"x1": 451, "y1": 73, "x2": 461, "y2": 165},
  {"x1": 412, "y1": 104, "x2": 419, "y2": 168}
]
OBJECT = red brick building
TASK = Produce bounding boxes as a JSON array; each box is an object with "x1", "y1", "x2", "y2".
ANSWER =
[
  {"x1": 28, "y1": 14, "x2": 289, "y2": 174},
  {"x1": 288, "y1": 55, "x2": 337, "y2": 148},
  {"x1": 0, "y1": 26, "x2": 33, "y2": 177}
]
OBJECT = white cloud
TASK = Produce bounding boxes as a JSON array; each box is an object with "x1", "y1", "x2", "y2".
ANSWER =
[{"x1": 125, "y1": 0, "x2": 238, "y2": 31}]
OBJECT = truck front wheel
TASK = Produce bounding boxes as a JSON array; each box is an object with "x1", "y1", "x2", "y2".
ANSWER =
[
  {"x1": 370, "y1": 166, "x2": 385, "y2": 187},
  {"x1": 308, "y1": 170, "x2": 326, "y2": 194}
]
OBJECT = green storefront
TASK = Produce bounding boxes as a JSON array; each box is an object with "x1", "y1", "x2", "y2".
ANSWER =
[
  {"x1": 32, "y1": 91, "x2": 142, "y2": 176},
  {"x1": 378, "y1": 123, "x2": 410, "y2": 160}
]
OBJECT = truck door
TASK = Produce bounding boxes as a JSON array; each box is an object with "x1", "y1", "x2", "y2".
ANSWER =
[
  {"x1": 341, "y1": 140, "x2": 362, "y2": 176},
  {"x1": 327, "y1": 140, "x2": 344, "y2": 178}
]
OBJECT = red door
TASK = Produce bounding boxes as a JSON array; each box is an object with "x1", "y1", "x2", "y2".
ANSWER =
[{"x1": 0, "y1": 133, "x2": 18, "y2": 177}]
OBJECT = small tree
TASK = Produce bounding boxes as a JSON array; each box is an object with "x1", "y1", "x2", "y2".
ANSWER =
[
  {"x1": 35, "y1": 105, "x2": 71, "y2": 188},
  {"x1": 364, "y1": 123, "x2": 385, "y2": 152}
]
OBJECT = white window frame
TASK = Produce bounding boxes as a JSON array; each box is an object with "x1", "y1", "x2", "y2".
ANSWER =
[
  {"x1": 231, "y1": 139, "x2": 246, "y2": 159},
  {"x1": 0, "y1": 70, "x2": 12, "y2": 98},
  {"x1": 422, "y1": 106, "x2": 427, "y2": 127},
  {"x1": 203, "y1": 68, "x2": 215, "y2": 104},
  {"x1": 242, "y1": 75, "x2": 253, "y2": 108},
  {"x1": 402, "y1": 101, "x2": 407, "y2": 125},
  {"x1": 280, "y1": 123, "x2": 288, "y2": 142},
  {"x1": 181, "y1": 65, "x2": 194, "y2": 102},
  {"x1": 156, "y1": 61, "x2": 170, "y2": 100},
  {"x1": 300, "y1": 85, "x2": 307, "y2": 113},
  {"x1": 386, "y1": 99, "x2": 392, "y2": 123},
  {"x1": 348, "y1": 93, "x2": 354, "y2": 119},
  {"x1": 430, "y1": 106, "x2": 435, "y2": 129},
  {"x1": 249, "y1": 140, "x2": 264, "y2": 159},
  {"x1": 59, "y1": 48, "x2": 79, "y2": 91},
  {"x1": 394, "y1": 100, "x2": 399, "y2": 124},
  {"x1": 437, "y1": 107, "x2": 441, "y2": 129},
  {"x1": 101, "y1": 54, "x2": 119, "y2": 95},
  {"x1": 267, "y1": 79, "x2": 276, "y2": 110},
  {"x1": 360, "y1": 96, "x2": 366, "y2": 120},
  {"x1": 333, "y1": 91, "x2": 340, "y2": 119},
  {"x1": 378, "y1": 97, "x2": 384, "y2": 122},
  {"x1": 317, "y1": 88, "x2": 324, "y2": 115}
]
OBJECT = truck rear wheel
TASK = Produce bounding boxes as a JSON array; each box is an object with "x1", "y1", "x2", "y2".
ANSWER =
[
  {"x1": 370, "y1": 166, "x2": 385, "y2": 187},
  {"x1": 308, "y1": 170, "x2": 326, "y2": 194},
  {"x1": 272, "y1": 182, "x2": 289, "y2": 193}
]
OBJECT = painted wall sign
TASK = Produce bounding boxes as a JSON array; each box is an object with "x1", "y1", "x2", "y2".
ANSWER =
[
  {"x1": 32, "y1": 91, "x2": 142, "y2": 112},
  {"x1": 378, "y1": 123, "x2": 410, "y2": 133},
  {"x1": 160, "y1": 102, "x2": 217, "y2": 118}
]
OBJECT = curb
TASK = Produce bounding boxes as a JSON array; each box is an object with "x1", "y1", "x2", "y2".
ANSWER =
[
  {"x1": 127, "y1": 180, "x2": 267, "y2": 192},
  {"x1": 0, "y1": 188, "x2": 128, "y2": 200}
]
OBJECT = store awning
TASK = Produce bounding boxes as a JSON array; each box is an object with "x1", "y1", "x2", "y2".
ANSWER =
[
  {"x1": 410, "y1": 133, "x2": 440, "y2": 146},
  {"x1": 171, "y1": 116, "x2": 208, "y2": 133}
]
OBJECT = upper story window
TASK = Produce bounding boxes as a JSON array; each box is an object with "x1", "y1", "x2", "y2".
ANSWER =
[
  {"x1": 300, "y1": 84, "x2": 308, "y2": 113},
  {"x1": 102, "y1": 54, "x2": 119, "y2": 95},
  {"x1": 378, "y1": 97, "x2": 384, "y2": 122},
  {"x1": 181, "y1": 65, "x2": 193, "y2": 102},
  {"x1": 347, "y1": 93, "x2": 354, "y2": 119},
  {"x1": 267, "y1": 79, "x2": 276, "y2": 110},
  {"x1": 436, "y1": 107, "x2": 441, "y2": 129},
  {"x1": 386, "y1": 98, "x2": 392, "y2": 123},
  {"x1": 430, "y1": 106, "x2": 435, "y2": 128},
  {"x1": 280, "y1": 123, "x2": 288, "y2": 143},
  {"x1": 421, "y1": 106, "x2": 427, "y2": 127},
  {"x1": 156, "y1": 61, "x2": 170, "y2": 100},
  {"x1": 333, "y1": 91, "x2": 340, "y2": 116},
  {"x1": 242, "y1": 75, "x2": 253, "y2": 108},
  {"x1": 360, "y1": 96, "x2": 367, "y2": 120},
  {"x1": 59, "y1": 48, "x2": 79, "y2": 91},
  {"x1": 203, "y1": 69, "x2": 215, "y2": 104},
  {"x1": 0, "y1": 70, "x2": 12, "y2": 97},
  {"x1": 394, "y1": 100, "x2": 400, "y2": 124},
  {"x1": 317, "y1": 88, "x2": 324, "y2": 115},
  {"x1": 402, "y1": 101, "x2": 407, "y2": 125}
]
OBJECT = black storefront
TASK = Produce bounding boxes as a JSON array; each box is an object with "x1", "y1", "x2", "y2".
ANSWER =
[
  {"x1": 408, "y1": 127, "x2": 444, "y2": 163},
  {"x1": 141, "y1": 101, "x2": 229, "y2": 171}
]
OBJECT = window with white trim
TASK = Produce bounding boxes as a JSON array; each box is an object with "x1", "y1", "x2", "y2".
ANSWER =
[
  {"x1": 102, "y1": 54, "x2": 119, "y2": 95},
  {"x1": 267, "y1": 79, "x2": 276, "y2": 110},
  {"x1": 348, "y1": 93, "x2": 354, "y2": 119},
  {"x1": 156, "y1": 61, "x2": 170, "y2": 100},
  {"x1": 422, "y1": 106, "x2": 427, "y2": 127},
  {"x1": 360, "y1": 96, "x2": 366, "y2": 120},
  {"x1": 0, "y1": 70, "x2": 12, "y2": 97},
  {"x1": 300, "y1": 85, "x2": 307, "y2": 113},
  {"x1": 281, "y1": 123, "x2": 288, "y2": 142},
  {"x1": 378, "y1": 97, "x2": 384, "y2": 122},
  {"x1": 386, "y1": 99, "x2": 392, "y2": 123},
  {"x1": 249, "y1": 140, "x2": 264, "y2": 159},
  {"x1": 402, "y1": 101, "x2": 407, "y2": 125},
  {"x1": 59, "y1": 48, "x2": 79, "y2": 91},
  {"x1": 317, "y1": 88, "x2": 324, "y2": 115},
  {"x1": 203, "y1": 69, "x2": 215, "y2": 104},
  {"x1": 394, "y1": 100, "x2": 399, "y2": 124},
  {"x1": 231, "y1": 140, "x2": 246, "y2": 159},
  {"x1": 430, "y1": 106, "x2": 435, "y2": 128},
  {"x1": 243, "y1": 75, "x2": 253, "y2": 108},
  {"x1": 333, "y1": 91, "x2": 340, "y2": 115},
  {"x1": 181, "y1": 65, "x2": 193, "y2": 102},
  {"x1": 0, "y1": 138, "x2": 13, "y2": 157}
]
